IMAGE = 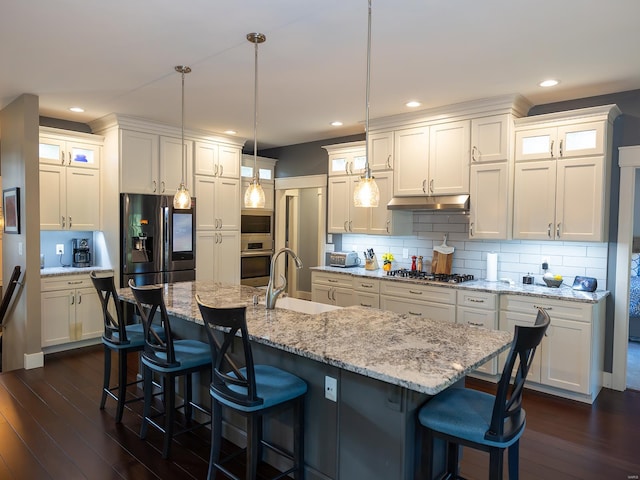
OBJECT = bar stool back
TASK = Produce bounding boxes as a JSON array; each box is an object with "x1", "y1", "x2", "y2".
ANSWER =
[
  {"x1": 196, "y1": 295, "x2": 307, "y2": 480},
  {"x1": 418, "y1": 308, "x2": 550, "y2": 479},
  {"x1": 129, "y1": 280, "x2": 211, "y2": 458}
]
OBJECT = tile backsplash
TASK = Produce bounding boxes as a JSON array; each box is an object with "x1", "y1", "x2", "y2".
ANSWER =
[{"x1": 341, "y1": 212, "x2": 608, "y2": 288}]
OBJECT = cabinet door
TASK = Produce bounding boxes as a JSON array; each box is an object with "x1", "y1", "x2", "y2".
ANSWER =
[
  {"x1": 194, "y1": 141, "x2": 218, "y2": 176},
  {"x1": 328, "y1": 152, "x2": 351, "y2": 176},
  {"x1": 499, "y1": 310, "x2": 541, "y2": 383},
  {"x1": 333, "y1": 287, "x2": 354, "y2": 307},
  {"x1": 67, "y1": 141, "x2": 100, "y2": 169},
  {"x1": 456, "y1": 306, "x2": 498, "y2": 374},
  {"x1": 513, "y1": 160, "x2": 557, "y2": 240},
  {"x1": 39, "y1": 136, "x2": 66, "y2": 166},
  {"x1": 429, "y1": 120, "x2": 470, "y2": 195},
  {"x1": 216, "y1": 178, "x2": 241, "y2": 231},
  {"x1": 120, "y1": 130, "x2": 159, "y2": 194},
  {"x1": 471, "y1": 114, "x2": 511, "y2": 164},
  {"x1": 328, "y1": 176, "x2": 351, "y2": 233},
  {"x1": 368, "y1": 171, "x2": 393, "y2": 235},
  {"x1": 218, "y1": 145, "x2": 241, "y2": 179},
  {"x1": 557, "y1": 121, "x2": 605, "y2": 158},
  {"x1": 215, "y1": 231, "x2": 240, "y2": 284},
  {"x1": 66, "y1": 167, "x2": 100, "y2": 231},
  {"x1": 470, "y1": 162, "x2": 509, "y2": 239},
  {"x1": 380, "y1": 296, "x2": 455, "y2": 323},
  {"x1": 348, "y1": 176, "x2": 369, "y2": 234},
  {"x1": 160, "y1": 136, "x2": 193, "y2": 195},
  {"x1": 75, "y1": 287, "x2": 103, "y2": 340},
  {"x1": 39, "y1": 164, "x2": 65, "y2": 230},
  {"x1": 195, "y1": 230, "x2": 216, "y2": 281},
  {"x1": 368, "y1": 131, "x2": 393, "y2": 170},
  {"x1": 42, "y1": 290, "x2": 73, "y2": 347},
  {"x1": 394, "y1": 127, "x2": 429, "y2": 196},
  {"x1": 312, "y1": 283, "x2": 334, "y2": 305},
  {"x1": 540, "y1": 318, "x2": 591, "y2": 394},
  {"x1": 194, "y1": 176, "x2": 216, "y2": 230},
  {"x1": 353, "y1": 291, "x2": 379, "y2": 309},
  {"x1": 515, "y1": 127, "x2": 557, "y2": 162},
  {"x1": 555, "y1": 157, "x2": 604, "y2": 241}
]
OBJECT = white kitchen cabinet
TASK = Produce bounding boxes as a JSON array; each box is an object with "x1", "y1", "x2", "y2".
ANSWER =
[
  {"x1": 367, "y1": 171, "x2": 413, "y2": 236},
  {"x1": 379, "y1": 281, "x2": 456, "y2": 323},
  {"x1": 195, "y1": 141, "x2": 241, "y2": 179},
  {"x1": 327, "y1": 175, "x2": 369, "y2": 234},
  {"x1": 352, "y1": 277, "x2": 380, "y2": 309},
  {"x1": 515, "y1": 121, "x2": 605, "y2": 162},
  {"x1": 120, "y1": 129, "x2": 193, "y2": 195},
  {"x1": 195, "y1": 230, "x2": 240, "y2": 284},
  {"x1": 469, "y1": 162, "x2": 510, "y2": 239},
  {"x1": 311, "y1": 272, "x2": 354, "y2": 307},
  {"x1": 470, "y1": 114, "x2": 511, "y2": 164},
  {"x1": 41, "y1": 275, "x2": 102, "y2": 348},
  {"x1": 456, "y1": 290, "x2": 498, "y2": 374},
  {"x1": 324, "y1": 142, "x2": 367, "y2": 177},
  {"x1": 195, "y1": 175, "x2": 241, "y2": 231},
  {"x1": 394, "y1": 120, "x2": 470, "y2": 196},
  {"x1": 367, "y1": 131, "x2": 394, "y2": 171},
  {"x1": 499, "y1": 295, "x2": 605, "y2": 403},
  {"x1": 39, "y1": 129, "x2": 102, "y2": 231}
]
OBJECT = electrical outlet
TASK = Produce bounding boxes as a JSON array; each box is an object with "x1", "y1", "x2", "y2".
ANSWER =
[
  {"x1": 56, "y1": 244, "x2": 64, "y2": 255},
  {"x1": 325, "y1": 375, "x2": 337, "y2": 402},
  {"x1": 403, "y1": 248, "x2": 409, "y2": 259}
]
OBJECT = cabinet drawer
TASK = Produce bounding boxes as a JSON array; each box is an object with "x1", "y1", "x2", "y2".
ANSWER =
[
  {"x1": 500, "y1": 295, "x2": 591, "y2": 322},
  {"x1": 457, "y1": 290, "x2": 497, "y2": 310},
  {"x1": 41, "y1": 275, "x2": 91, "y2": 292},
  {"x1": 352, "y1": 278, "x2": 380, "y2": 293},
  {"x1": 380, "y1": 296, "x2": 456, "y2": 323},
  {"x1": 312, "y1": 272, "x2": 353, "y2": 289},
  {"x1": 380, "y1": 281, "x2": 456, "y2": 304},
  {"x1": 353, "y1": 291, "x2": 380, "y2": 309},
  {"x1": 456, "y1": 306, "x2": 498, "y2": 329}
]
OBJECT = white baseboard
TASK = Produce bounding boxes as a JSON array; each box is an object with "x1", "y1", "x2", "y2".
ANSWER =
[{"x1": 24, "y1": 351, "x2": 44, "y2": 370}]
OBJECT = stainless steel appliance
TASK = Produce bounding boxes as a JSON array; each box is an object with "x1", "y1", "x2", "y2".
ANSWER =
[
  {"x1": 72, "y1": 238, "x2": 91, "y2": 267},
  {"x1": 120, "y1": 193, "x2": 196, "y2": 287},
  {"x1": 240, "y1": 210, "x2": 274, "y2": 287},
  {"x1": 329, "y1": 251, "x2": 361, "y2": 267}
]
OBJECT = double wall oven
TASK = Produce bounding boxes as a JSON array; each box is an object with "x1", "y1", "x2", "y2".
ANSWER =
[{"x1": 240, "y1": 210, "x2": 274, "y2": 287}]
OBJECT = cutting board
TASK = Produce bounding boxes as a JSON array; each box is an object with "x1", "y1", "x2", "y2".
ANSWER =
[{"x1": 431, "y1": 235, "x2": 454, "y2": 274}]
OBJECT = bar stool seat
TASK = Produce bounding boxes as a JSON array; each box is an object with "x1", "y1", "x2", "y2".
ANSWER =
[
  {"x1": 129, "y1": 280, "x2": 211, "y2": 459},
  {"x1": 417, "y1": 308, "x2": 550, "y2": 480},
  {"x1": 196, "y1": 295, "x2": 307, "y2": 480}
]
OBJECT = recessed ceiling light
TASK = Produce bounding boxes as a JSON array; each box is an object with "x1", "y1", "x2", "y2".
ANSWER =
[
  {"x1": 330, "y1": 121, "x2": 343, "y2": 127},
  {"x1": 406, "y1": 101, "x2": 421, "y2": 108},
  {"x1": 224, "y1": 130, "x2": 237, "y2": 135},
  {"x1": 69, "y1": 106, "x2": 84, "y2": 113},
  {"x1": 539, "y1": 79, "x2": 559, "y2": 88}
]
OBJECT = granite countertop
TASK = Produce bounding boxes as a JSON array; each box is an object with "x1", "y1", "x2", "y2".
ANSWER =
[
  {"x1": 310, "y1": 266, "x2": 608, "y2": 304},
  {"x1": 41, "y1": 266, "x2": 114, "y2": 277},
  {"x1": 118, "y1": 281, "x2": 512, "y2": 396}
]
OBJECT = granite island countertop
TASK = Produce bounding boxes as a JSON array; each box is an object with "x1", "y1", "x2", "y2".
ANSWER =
[
  {"x1": 118, "y1": 280, "x2": 512, "y2": 396},
  {"x1": 311, "y1": 266, "x2": 608, "y2": 304},
  {"x1": 41, "y1": 266, "x2": 114, "y2": 278}
]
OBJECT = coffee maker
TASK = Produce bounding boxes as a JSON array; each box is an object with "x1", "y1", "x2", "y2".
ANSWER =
[{"x1": 72, "y1": 238, "x2": 91, "y2": 267}]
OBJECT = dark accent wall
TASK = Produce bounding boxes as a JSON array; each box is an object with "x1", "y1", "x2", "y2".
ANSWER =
[{"x1": 39, "y1": 116, "x2": 92, "y2": 133}]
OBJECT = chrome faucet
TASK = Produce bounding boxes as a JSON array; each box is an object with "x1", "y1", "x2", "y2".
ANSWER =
[{"x1": 265, "y1": 247, "x2": 303, "y2": 309}]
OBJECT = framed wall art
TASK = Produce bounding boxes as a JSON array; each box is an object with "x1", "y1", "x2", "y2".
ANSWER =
[{"x1": 3, "y1": 187, "x2": 20, "y2": 234}]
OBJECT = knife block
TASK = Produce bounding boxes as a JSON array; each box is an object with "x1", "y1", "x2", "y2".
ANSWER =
[{"x1": 365, "y1": 255, "x2": 379, "y2": 271}]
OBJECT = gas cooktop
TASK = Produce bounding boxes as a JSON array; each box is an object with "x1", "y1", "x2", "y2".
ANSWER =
[{"x1": 385, "y1": 269, "x2": 475, "y2": 284}]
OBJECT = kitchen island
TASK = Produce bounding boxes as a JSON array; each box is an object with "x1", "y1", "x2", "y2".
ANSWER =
[{"x1": 119, "y1": 281, "x2": 512, "y2": 480}]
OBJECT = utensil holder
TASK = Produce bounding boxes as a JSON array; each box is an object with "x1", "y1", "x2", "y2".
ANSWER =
[{"x1": 365, "y1": 255, "x2": 379, "y2": 270}]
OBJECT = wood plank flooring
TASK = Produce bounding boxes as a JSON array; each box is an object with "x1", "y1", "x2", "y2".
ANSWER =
[{"x1": 0, "y1": 345, "x2": 638, "y2": 479}]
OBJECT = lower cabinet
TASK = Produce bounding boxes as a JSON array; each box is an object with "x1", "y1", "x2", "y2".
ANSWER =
[
  {"x1": 380, "y1": 281, "x2": 456, "y2": 323},
  {"x1": 352, "y1": 277, "x2": 380, "y2": 309},
  {"x1": 499, "y1": 294, "x2": 605, "y2": 402},
  {"x1": 195, "y1": 230, "x2": 240, "y2": 284},
  {"x1": 311, "y1": 272, "x2": 354, "y2": 307},
  {"x1": 41, "y1": 275, "x2": 102, "y2": 348},
  {"x1": 456, "y1": 290, "x2": 498, "y2": 375}
]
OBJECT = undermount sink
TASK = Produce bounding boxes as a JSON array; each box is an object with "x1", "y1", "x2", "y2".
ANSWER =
[{"x1": 260, "y1": 296, "x2": 342, "y2": 314}]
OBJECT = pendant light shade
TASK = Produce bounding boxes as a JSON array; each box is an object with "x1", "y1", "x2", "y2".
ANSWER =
[
  {"x1": 244, "y1": 32, "x2": 267, "y2": 209},
  {"x1": 173, "y1": 65, "x2": 192, "y2": 209},
  {"x1": 353, "y1": 0, "x2": 379, "y2": 208}
]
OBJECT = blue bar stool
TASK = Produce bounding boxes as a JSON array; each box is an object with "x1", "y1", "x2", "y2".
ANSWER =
[
  {"x1": 417, "y1": 308, "x2": 550, "y2": 480},
  {"x1": 90, "y1": 271, "x2": 164, "y2": 423},
  {"x1": 196, "y1": 295, "x2": 307, "y2": 480},
  {"x1": 129, "y1": 280, "x2": 211, "y2": 458}
]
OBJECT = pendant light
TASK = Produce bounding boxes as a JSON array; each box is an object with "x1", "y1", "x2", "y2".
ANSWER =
[
  {"x1": 244, "y1": 32, "x2": 267, "y2": 209},
  {"x1": 353, "y1": 0, "x2": 380, "y2": 208},
  {"x1": 173, "y1": 65, "x2": 192, "y2": 209}
]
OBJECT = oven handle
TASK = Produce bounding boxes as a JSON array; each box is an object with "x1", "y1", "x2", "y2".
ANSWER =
[{"x1": 241, "y1": 250, "x2": 274, "y2": 258}]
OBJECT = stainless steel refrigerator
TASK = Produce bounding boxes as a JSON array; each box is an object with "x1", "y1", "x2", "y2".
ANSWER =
[{"x1": 120, "y1": 193, "x2": 196, "y2": 287}]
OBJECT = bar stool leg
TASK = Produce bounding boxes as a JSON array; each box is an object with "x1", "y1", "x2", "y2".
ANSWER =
[
  {"x1": 163, "y1": 373, "x2": 176, "y2": 459},
  {"x1": 185, "y1": 373, "x2": 193, "y2": 420},
  {"x1": 114, "y1": 349, "x2": 128, "y2": 422},
  {"x1": 508, "y1": 441, "x2": 520, "y2": 479},
  {"x1": 100, "y1": 345, "x2": 111, "y2": 410},
  {"x1": 207, "y1": 400, "x2": 223, "y2": 480},
  {"x1": 246, "y1": 414, "x2": 260, "y2": 480},
  {"x1": 293, "y1": 396, "x2": 305, "y2": 479},
  {"x1": 140, "y1": 365, "x2": 153, "y2": 440}
]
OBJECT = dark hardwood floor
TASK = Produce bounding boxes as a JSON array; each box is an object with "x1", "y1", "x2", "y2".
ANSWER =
[{"x1": 0, "y1": 345, "x2": 638, "y2": 479}]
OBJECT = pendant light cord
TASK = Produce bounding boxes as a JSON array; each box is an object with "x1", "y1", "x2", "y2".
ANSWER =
[
  {"x1": 364, "y1": 0, "x2": 372, "y2": 178},
  {"x1": 181, "y1": 68, "x2": 186, "y2": 185},
  {"x1": 253, "y1": 37, "x2": 259, "y2": 182}
]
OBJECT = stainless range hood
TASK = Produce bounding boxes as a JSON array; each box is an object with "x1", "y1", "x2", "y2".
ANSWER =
[{"x1": 387, "y1": 194, "x2": 470, "y2": 212}]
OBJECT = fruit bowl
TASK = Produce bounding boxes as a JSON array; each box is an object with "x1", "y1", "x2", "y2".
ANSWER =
[{"x1": 543, "y1": 277, "x2": 563, "y2": 288}]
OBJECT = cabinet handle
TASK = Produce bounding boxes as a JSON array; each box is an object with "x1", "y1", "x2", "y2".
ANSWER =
[
  {"x1": 70, "y1": 293, "x2": 75, "y2": 305},
  {"x1": 547, "y1": 223, "x2": 552, "y2": 238},
  {"x1": 161, "y1": 181, "x2": 165, "y2": 193},
  {"x1": 349, "y1": 220, "x2": 353, "y2": 232},
  {"x1": 61, "y1": 151, "x2": 65, "y2": 165},
  {"x1": 429, "y1": 179, "x2": 434, "y2": 193},
  {"x1": 556, "y1": 223, "x2": 561, "y2": 237},
  {"x1": 77, "y1": 293, "x2": 82, "y2": 304},
  {"x1": 469, "y1": 222, "x2": 474, "y2": 237},
  {"x1": 386, "y1": 154, "x2": 391, "y2": 169},
  {"x1": 67, "y1": 280, "x2": 83, "y2": 285},
  {"x1": 469, "y1": 298, "x2": 485, "y2": 303},
  {"x1": 219, "y1": 165, "x2": 223, "y2": 176},
  {"x1": 344, "y1": 220, "x2": 348, "y2": 232},
  {"x1": 408, "y1": 311, "x2": 422, "y2": 316},
  {"x1": 345, "y1": 163, "x2": 350, "y2": 175},
  {"x1": 67, "y1": 151, "x2": 72, "y2": 165},
  {"x1": 219, "y1": 233, "x2": 223, "y2": 243},
  {"x1": 468, "y1": 321, "x2": 483, "y2": 327},
  {"x1": 360, "y1": 283, "x2": 373, "y2": 288},
  {"x1": 153, "y1": 180, "x2": 157, "y2": 193},
  {"x1": 331, "y1": 289, "x2": 336, "y2": 301},
  {"x1": 360, "y1": 303, "x2": 372, "y2": 307},
  {"x1": 422, "y1": 179, "x2": 427, "y2": 193},
  {"x1": 471, "y1": 146, "x2": 478, "y2": 162},
  {"x1": 386, "y1": 220, "x2": 390, "y2": 234},
  {"x1": 409, "y1": 290, "x2": 423, "y2": 295},
  {"x1": 533, "y1": 305, "x2": 552, "y2": 311},
  {"x1": 327, "y1": 289, "x2": 331, "y2": 301},
  {"x1": 62, "y1": 216, "x2": 65, "y2": 229},
  {"x1": 328, "y1": 279, "x2": 338, "y2": 283},
  {"x1": 69, "y1": 216, "x2": 72, "y2": 228},
  {"x1": 559, "y1": 140, "x2": 563, "y2": 157},
  {"x1": 550, "y1": 140, "x2": 555, "y2": 158}
]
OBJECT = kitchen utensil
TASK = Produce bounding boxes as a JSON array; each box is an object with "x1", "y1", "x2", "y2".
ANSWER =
[{"x1": 432, "y1": 235, "x2": 454, "y2": 274}]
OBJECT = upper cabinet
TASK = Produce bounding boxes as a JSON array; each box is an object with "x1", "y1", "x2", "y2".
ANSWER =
[
  {"x1": 471, "y1": 114, "x2": 511, "y2": 163},
  {"x1": 39, "y1": 128, "x2": 103, "y2": 231},
  {"x1": 195, "y1": 141, "x2": 241, "y2": 179},
  {"x1": 326, "y1": 141, "x2": 367, "y2": 177},
  {"x1": 513, "y1": 105, "x2": 621, "y2": 241},
  {"x1": 367, "y1": 131, "x2": 394, "y2": 171}
]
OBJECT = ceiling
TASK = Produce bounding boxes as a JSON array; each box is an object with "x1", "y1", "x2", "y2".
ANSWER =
[{"x1": 2, "y1": 0, "x2": 640, "y2": 149}]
